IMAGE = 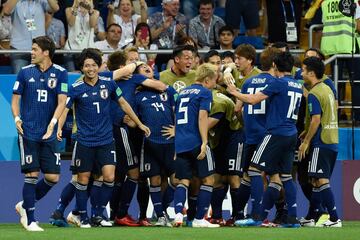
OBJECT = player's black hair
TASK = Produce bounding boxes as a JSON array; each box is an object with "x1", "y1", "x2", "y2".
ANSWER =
[
  {"x1": 78, "y1": 48, "x2": 103, "y2": 69},
  {"x1": 304, "y1": 47, "x2": 325, "y2": 61},
  {"x1": 220, "y1": 51, "x2": 234, "y2": 61},
  {"x1": 303, "y1": 56, "x2": 325, "y2": 79},
  {"x1": 272, "y1": 42, "x2": 289, "y2": 52},
  {"x1": 203, "y1": 50, "x2": 220, "y2": 63},
  {"x1": 172, "y1": 45, "x2": 196, "y2": 59},
  {"x1": 32, "y1": 36, "x2": 56, "y2": 59},
  {"x1": 273, "y1": 51, "x2": 294, "y2": 73}
]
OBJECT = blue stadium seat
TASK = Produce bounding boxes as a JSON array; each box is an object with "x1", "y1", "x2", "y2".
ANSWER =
[
  {"x1": 147, "y1": 6, "x2": 162, "y2": 16},
  {"x1": 0, "y1": 66, "x2": 12, "y2": 74},
  {"x1": 214, "y1": 7, "x2": 225, "y2": 21}
]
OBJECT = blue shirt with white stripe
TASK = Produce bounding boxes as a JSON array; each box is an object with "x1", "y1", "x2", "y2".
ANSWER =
[
  {"x1": 261, "y1": 75, "x2": 303, "y2": 136},
  {"x1": 111, "y1": 74, "x2": 147, "y2": 126},
  {"x1": 66, "y1": 76, "x2": 122, "y2": 147},
  {"x1": 13, "y1": 64, "x2": 68, "y2": 141},
  {"x1": 175, "y1": 84, "x2": 212, "y2": 153},
  {"x1": 135, "y1": 86, "x2": 177, "y2": 144},
  {"x1": 241, "y1": 73, "x2": 274, "y2": 144}
]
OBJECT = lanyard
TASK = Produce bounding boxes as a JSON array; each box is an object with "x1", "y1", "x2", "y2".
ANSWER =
[
  {"x1": 280, "y1": 0, "x2": 296, "y2": 24},
  {"x1": 22, "y1": 0, "x2": 36, "y2": 20},
  {"x1": 200, "y1": 17, "x2": 213, "y2": 45}
]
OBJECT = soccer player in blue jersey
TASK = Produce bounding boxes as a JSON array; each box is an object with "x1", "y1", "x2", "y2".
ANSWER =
[
  {"x1": 172, "y1": 63, "x2": 219, "y2": 228},
  {"x1": 11, "y1": 36, "x2": 68, "y2": 231},
  {"x1": 106, "y1": 51, "x2": 168, "y2": 226},
  {"x1": 232, "y1": 47, "x2": 280, "y2": 226},
  {"x1": 227, "y1": 52, "x2": 303, "y2": 227},
  {"x1": 57, "y1": 48, "x2": 150, "y2": 228},
  {"x1": 132, "y1": 63, "x2": 178, "y2": 227},
  {"x1": 298, "y1": 57, "x2": 341, "y2": 227}
]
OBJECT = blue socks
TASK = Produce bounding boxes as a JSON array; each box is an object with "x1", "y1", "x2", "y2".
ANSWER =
[
  {"x1": 36, "y1": 178, "x2": 56, "y2": 201},
  {"x1": 319, "y1": 183, "x2": 339, "y2": 221},
  {"x1": 236, "y1": 179, "x2": 251, "y2": 219},
  {"x1": 195, "y1": 185, "x2": 213, "y2": 220},
  {"x1": 162, "y1": 181, "x2": 175, "y2": 210},
  {"x1": 150, "y1": 185, "x2": 163, "y2": 217},
  {"x1": 99, "y1": 181, "x2": 114, "y2": 217},
  {"x1": 56, "y1": 180, "x2": 76, "y2": 215},
  {"x1": 248, "y1": 170, "x2": 263, "y2": 217},
  {"x1": 261, "y1": 182, "x2": 282, "y2": 220},
  {"x1": 117, "y1": 178, "x2": 137, "y2": 218},
  {"x1": 187, "y1": 195, "x2": 197, "y2": 221},
  {"x1": 23, "y1": 177, "x2": 37, "y2": 225},
  {"x1": 75, "y1": 182, "x2": 88, "y2": 222},
  {"x1": 281, "y1": 177, "x2": 297, "y2": 218},
  {"x1": 174, "y1": 184, "x2": 188, "y2": 214},
  {"x1": 211, "y1": 186, "x2": 227, "y2": 219},
  {"x1": 90, "y1": 180, "x2": 102, "y2": 217}
]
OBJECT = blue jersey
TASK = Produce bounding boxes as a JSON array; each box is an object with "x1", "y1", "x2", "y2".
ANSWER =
[
  {"x1": 175, "y1": 84, "x2": 212, "y2": 153},
  {"x1": 110, "y1": 74, "x2": 147, "y2": 126},
  {"x1": 12, "y1": 64, "x2": 68, "y2": 141},
  {"x1": 241, "y1": 73, "x2": 274, "y2": 144},
  {"x1": 66, "y1": 75, "x2": 123, "y2": 147},
  {"x1": 261, "y1": 75, "x2": 303, "y2": 136},
  {"x1": 308, "y1": 93, "x2": 338, "y2": 152},
  {"x1": 135, "y1": 86, "x2": 177, "y2": 144}
]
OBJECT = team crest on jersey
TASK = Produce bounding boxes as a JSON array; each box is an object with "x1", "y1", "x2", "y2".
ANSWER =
[
  {"x1": 47, "y1": 78, "x2": 57, "y2": 89},
  {"x1": 100, "y1": 89, "x2": 109, "y2": 99},
  {"x1": 160, "y1": 92, "x2": 168, "y2": 101},
  {"x1": 25, "y1": 155, "x2": 33, "y2": 164}
]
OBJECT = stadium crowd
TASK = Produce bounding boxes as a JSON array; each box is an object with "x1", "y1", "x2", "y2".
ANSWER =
[{"x1": 6, "y1": 0, "x2": 360, "y2": 232}]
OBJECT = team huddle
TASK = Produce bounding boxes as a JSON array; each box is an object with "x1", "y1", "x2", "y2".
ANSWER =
[{"x1": 11, "y1": 36, "x2": 341, "y2": 231}]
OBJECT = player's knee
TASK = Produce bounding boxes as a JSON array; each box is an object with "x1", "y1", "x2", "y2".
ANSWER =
[
  {"x1": 25, "y1": 171, "x2": 40, "y2": 178},
  {"x1": 201, "y1": 175, "x2": 215, "y2": 186},
  {"x1": 44, "y1": 174, "x2": 59, "y2": 184},
  {"x1": 150, "y1": 175, "x2": 161, "y2": 186},
  {"x1": 317, "y1": 178, "x2": 329, "y2": 186},
  {"x1": 103, "y1": 174, "x2": 115, "y2": 183},
  {"x1": 228, "y1": 175, "x2": 241, "y2": 188},
  {"x1": 127, "y1": 168, "x2": 139, "y2": 180}
]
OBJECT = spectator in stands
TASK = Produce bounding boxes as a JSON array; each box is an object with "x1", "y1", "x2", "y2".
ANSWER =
[
  {"x1": 95, "y1": 23, "x2": 122, "y2": 67},
  {"x1": 107, "y1": 0, "x2": 148, "y2": 47},
  {"x1": 2, "y1": 0, "x2": 59, "y2": 73},
  {"x1": 212, "y1": 25, "x2": 235, "y2": 50},
  {"x1": 266, "y1": 0, "x2": 302, "y2": 46},
  {"x1": 45, "y1": 12, "x2": 66, "y2": 50},
  {"x1": 225, "y1": 0, "x2": 259, "y2": 36},
  {"x1": 148, "y1": 0, "x2": 187, "y2": 49},
  {"x1": 95, "y1": 16, "x2": 106, "y2": 41},
  {"x1": 124, "y1": 22, "x2": 158, "y2": 66},
  {"x1": 0, "y1": 0, "x2": 12, "y2": 48},
  {"x1": 64, "y1": 0, "x2": 99, "y2": 72},
  {"x1": 188, "y1": 0, "x2": 225, "y2": 49},
  {"x1": 181, "y1": 0, "x2": 199, "y2": 19}
]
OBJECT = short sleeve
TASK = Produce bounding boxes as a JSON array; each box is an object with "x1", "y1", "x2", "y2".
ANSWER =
[
  {"x1": 308, "y1": 93, "x2": 321, "y2": 116},
  {"x1": 132, "y1": 74, "x2": 147, "y2": 85},
  {"x1": 110, "y1": 80, "x2": 122, "y2": 101},
  {"x1": 210, "y1": 112, "x2": 224, "y2": 120},
  {"x1": 13, "y1": 69, "x2": 25, "y2": 95},
  {"x1": 261, "y1": 79, "x2": 283, "y2": 97},
  {"x1": 199, "y1": 89, "x2": 212, "y2": 112},
  {"x1": 99, "y1": 71, "x2": 113, "y2": 79},
  {"x1": 57, "y1": 70, "x2": 68, "y2": 95},
  {"x1": 167, "y1": 86, "x2": 178, "y2": 107},
  {"x1": 66, "y1": 86, "x2": 75, "y2": 109}
]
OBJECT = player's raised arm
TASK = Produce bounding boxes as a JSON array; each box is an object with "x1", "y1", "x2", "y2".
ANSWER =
[
  {"x1": 118, "y1": 96, "x2": 151, "y2": 137},
  {"x1": 112, "y1": 61, "x2": 144, "y2": 81}
]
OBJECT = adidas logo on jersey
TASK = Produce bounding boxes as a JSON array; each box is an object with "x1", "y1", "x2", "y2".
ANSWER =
[
  {"x1": 28, "y1": 77, "x2": 35, "y2": 82},
  {"x1": 317, "y1": 169, "x2": 323, "y2": 173},
  {"x1": 260, "y1": 162, "x2": 265, "y2": 167},
  {"x1": 142, "y1": 97, "x2": 148, "y2": 101},
  {"x1": 82, "y1": 93, "x2": 88, "y2": 98}
]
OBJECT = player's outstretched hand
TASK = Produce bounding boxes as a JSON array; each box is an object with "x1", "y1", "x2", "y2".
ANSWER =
[
  {"x1": 298, "y1": 141, "x2": 309, "y2": 161},
  {"x1": 226, "y1": 82, "x2": 238, "y2": 96},
  {"x1": 139, "y1": 124, "x2": 151, "y2": 137},
  {"x1": 161, "y1": 125, "x2": 175, "y2": 140},
  {"x1": 42, "y1": 123, "x2": 55, "y2": 140},
  {"x1": 15, "y1": 120, "x2": 24, "y2": 135},
  {"x1": 197, "y1": 143, "x2": 207, "y2": 160}
]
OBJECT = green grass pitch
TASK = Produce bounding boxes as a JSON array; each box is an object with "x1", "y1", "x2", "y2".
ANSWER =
[{"x1": 1, "y1": 222, "x2": 360, "y2": 240}]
